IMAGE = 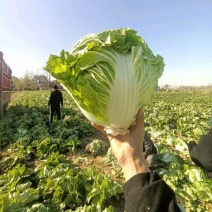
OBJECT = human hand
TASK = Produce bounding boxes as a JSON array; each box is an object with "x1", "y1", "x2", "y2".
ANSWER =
[{"x1": 93, "y1": 108, "x2": 149, "y2": 181}]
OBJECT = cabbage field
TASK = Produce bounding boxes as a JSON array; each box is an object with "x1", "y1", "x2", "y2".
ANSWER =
[{"x1": 0, "y1": 90, "x2": 212, "y2": 212}]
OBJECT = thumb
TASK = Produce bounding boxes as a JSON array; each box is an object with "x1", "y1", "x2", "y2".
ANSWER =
[{"x1": 130, "y1": 107, "x2": 144, "y2": 133}]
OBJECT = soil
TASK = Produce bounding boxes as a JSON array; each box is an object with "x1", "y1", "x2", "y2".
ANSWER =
[
  {"x1": 9, "y1": 91, "x2": 22, "y2": 106},
  {"x1": 0, "y1": 129, "x2": 126, "y2": 211},
  {"x1": 1, "y1": 95, "x2": 124, "y2": 210},
  {"x1": 71, "y1": 130, "x2": 126, "y2": 211},
  {"x1": 67, "y1": 153, "x2": 126, "y2": 212}
]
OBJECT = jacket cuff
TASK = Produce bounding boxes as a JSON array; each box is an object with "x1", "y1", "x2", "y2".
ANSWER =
[{"x1": 123, "y1": 171, "x2": 161, "y2": 200}]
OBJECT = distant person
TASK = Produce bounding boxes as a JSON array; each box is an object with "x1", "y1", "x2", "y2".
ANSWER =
[{"x1": 48, "y1": 85, "x2": 63, "y2": 125}]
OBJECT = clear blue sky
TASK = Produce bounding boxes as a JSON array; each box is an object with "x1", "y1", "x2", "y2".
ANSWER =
[{"x1": 0, "y1": 0, "x2": 211, "y2": 86}]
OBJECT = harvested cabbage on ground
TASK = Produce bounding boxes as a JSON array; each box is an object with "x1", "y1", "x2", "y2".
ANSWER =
[{"x1": 45, "y1": 28, "x2": 165, "y2": 135}]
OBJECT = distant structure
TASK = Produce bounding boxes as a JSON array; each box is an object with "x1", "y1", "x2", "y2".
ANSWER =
[
  {"x1": 156, "y1": 85, "x2": 160, "y2": 91},
  {"x1": 34, "y1": 75, "x2": 48, "y2": 89},
  {"x1": 49, "y1": 80, "x2": 63, "y2": 90}
]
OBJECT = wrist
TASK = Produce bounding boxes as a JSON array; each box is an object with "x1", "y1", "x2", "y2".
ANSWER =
[{"x1": 120, "y1": 156, "x2": 150, "y2": 181}]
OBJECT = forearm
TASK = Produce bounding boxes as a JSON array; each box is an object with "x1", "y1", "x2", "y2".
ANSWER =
[{"x1": 120, "y1": 156, "x2": 150, "y2": 181}]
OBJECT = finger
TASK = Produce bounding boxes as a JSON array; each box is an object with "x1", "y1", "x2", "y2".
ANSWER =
[
  {"x1": 130, "y1": 107, "x2": 144, "y2": 132},
  {"x1": 92, "y1": 123, "x2": 105, "y2": 133},
  {"x1": 135, "y1": 107, "x2": 144, "y2": 129}
]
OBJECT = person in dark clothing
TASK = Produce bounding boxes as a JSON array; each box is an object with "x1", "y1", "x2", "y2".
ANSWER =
[
  {"x1": 93, "y1": 109, "x2": 181, "y2": 212},
  {"x1": 188, "y1": 134, "x2": 212, "y2": 173},
  {"x1": 143, "y1": 132, "x2": 157, "y2": 168},
  {"x1": 48, "y1": 85, "x2": 63, "y2": 125}
]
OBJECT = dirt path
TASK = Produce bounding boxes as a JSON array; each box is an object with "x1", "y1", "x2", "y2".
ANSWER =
[{"x1": 9, "y1": 91, "x2": 22, "y2": 106}]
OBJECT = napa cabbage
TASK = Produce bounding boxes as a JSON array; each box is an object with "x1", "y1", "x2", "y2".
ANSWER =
[{"x1": 45, "y1": 28, "x2": 165, "y2": 135}]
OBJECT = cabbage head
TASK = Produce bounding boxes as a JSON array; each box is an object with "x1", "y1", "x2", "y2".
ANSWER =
[{"x1": 45, "y1": 28, "x2": 165, "y2": 135}]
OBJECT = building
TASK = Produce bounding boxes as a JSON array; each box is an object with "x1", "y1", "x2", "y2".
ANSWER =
[{"x1": 34, "y1": 75, "x2": 48, "y2": 89}]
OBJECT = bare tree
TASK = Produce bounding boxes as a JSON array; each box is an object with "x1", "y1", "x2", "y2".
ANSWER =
[
  {"x1": 20, "y1": 70, "x2": 35, "y2": 90},
  {"x1": 11, "y1": 76, "x2": 22, "y2": 90},
  {"x1": 41, "y1": 68, "x2": 51, "y2": 89}
]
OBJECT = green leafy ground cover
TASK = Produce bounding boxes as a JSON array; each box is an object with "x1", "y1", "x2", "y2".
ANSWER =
[{"x1": 0, "y1": 90, "x2": 212, "y2": 212}]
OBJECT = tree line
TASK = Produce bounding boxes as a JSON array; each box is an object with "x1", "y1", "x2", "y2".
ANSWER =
[{"x1": 12, "y1": 69, "x2": 52, "y2": 91}]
